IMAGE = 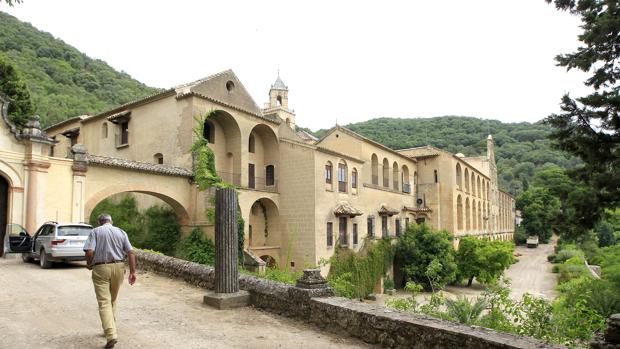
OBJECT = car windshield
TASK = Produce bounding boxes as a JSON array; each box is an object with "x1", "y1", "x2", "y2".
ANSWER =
[{"x1": 57, "y1": 226, "x2": 92, "y2": 236}]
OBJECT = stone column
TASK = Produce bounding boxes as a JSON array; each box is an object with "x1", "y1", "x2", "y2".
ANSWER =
[{"x1": 214, "y1": 187, "x2": 239, "y2": 293}]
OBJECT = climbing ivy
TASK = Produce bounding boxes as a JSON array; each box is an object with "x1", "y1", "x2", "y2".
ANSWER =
[{"x1": 192, "y1": 111, "x2": 244, "y2": 264}]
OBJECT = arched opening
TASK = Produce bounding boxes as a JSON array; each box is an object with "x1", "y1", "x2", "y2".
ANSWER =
[
  {"x1": 351, "y1": 167, "x2": 358, "y2": 191},
  {"x1": 465, "y1": 198, "x2": 471, "y2": 231},
  {"x1": 153, "y1": 153, "x2": 163, "y2": 164},
  {"x1": 456, "y1": 163, "x2": 462, "y2": 189},
  {"x1": 456, "y1": 195, "x2": 463, "y2": 231},
  {"x1": 101, "y1": 122, "x2": 108, "y2": 138},
  {"x1": 478, "y1": 201, "x2": 482, "y2": 230},
  {"x1": 260, "y1": 255, "x2": 277, "y2": 268},
  {"x1": 392, "y1": 161, "x2": 399, "y2": 190},
  {"x1": 203, "y1": 120, "x2": 215, "y2": 143},
  {"x1": 477, "y1": 176, "x2": 481, "y2": 198},
  {"x1": 325, "y1": 161, "x2": 333, "y2": 190},
  {"x1": 0, "y1": 175, "x2": 9, "y2": 257},
  {"x1": 464, "y1": 169, "x2": 470, "y2": 193},
  {"x1": 205, "y1": 111, "x2": 242, "y2": 185},
  {"x1": 472, "y1": 199, "x2": 477, "y2": 231},
  {"x1": 471, "y1": 175, "x2": 476, "y2": 198},
  {"x1": 276, "y1": 95, "x2": 283, "y2": 107},
  {"x1": 401, "y1": 165, "x2": 410, "y2": 193},
  {"x1": 248, "y1": 124, "x2": 279, "y2": 191},
  {"x1": 382, "y1": 158, "x2": 389, "y2": 187},
  {"x1": 248, "y1": 198, "x2": 281, "y2": 249},
  {"x1": 371, "y1": 154, "x2": 379, "y2": 185},
  {"x1": 338, "y1": 159, "x2": 348, "y2": 193},
  {"x1": 434, "y1": 170, "x2": 438, "y2": 183}
]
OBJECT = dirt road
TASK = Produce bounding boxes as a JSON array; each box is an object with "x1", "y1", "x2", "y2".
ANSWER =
[{"x1": 0, "y1": 255, "x2": 374, "y2": 349}]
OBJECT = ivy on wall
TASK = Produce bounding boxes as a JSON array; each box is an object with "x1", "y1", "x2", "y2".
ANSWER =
[{"x1": 192, "y1": 111, "x2": 244, "y2": 264}]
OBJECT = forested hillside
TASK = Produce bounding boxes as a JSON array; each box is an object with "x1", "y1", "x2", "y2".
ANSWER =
[
  {"x1": 0, "y1": 11, "x2": 159, "y2": 127},
  {"x1": 306, "y1": 117, "x2": 579, "y2": 196}
]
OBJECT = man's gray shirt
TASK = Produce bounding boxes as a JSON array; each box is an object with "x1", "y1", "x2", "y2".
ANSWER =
[{"x1": 83, "y1": 223, "x2": 133, "y2": 265}]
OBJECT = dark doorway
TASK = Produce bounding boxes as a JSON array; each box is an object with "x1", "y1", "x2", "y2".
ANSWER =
[
  {"x1": 248, "y1": 164, "x2": 255, "y2": 189},
  {"x1": 0, "y1": 176, "x2": 8, "y2": 257}
]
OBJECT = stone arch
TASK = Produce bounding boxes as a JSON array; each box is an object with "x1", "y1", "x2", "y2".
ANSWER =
[
  {"x1": 248, "y1": 197, "x2": 281, "y2": 248},
  {"x1": 0, "y1": 159, "x2": 23, "y2": 188},
  {"x1": 248, "y1": 124, "x2": 279, "y2": 189},
  {"x1": 392, "y1": 161, "x2": 399, "y2": 190},
  {"x1": 456, "y1": 195, "x2": 463, "y2": 231},
  {"x1": 371, "y1": 153, "x2": 379, "y2": 185},
  {"x1": 382, "y1": 158, "x2": 389, "y2": 187},
  {"x1": 208, "y1": 110, "x2": 242, "y2": 183},
  {"x1": 84, "y1": 184, "x2": 191, "y2": 227},
  {"x1": 456, "y1": 163, "x2": 462, "y2": 189}
]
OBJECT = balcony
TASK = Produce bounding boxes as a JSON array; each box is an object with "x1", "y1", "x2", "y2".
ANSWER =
[{"x1": 216, "y1": 171, "x2": 241, "y2": 186}]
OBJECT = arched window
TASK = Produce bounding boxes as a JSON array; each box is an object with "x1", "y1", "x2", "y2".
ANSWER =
[
  {"x1": 249, "y1": 133, "x2": 255, "y2": 153},
  {"x1": 464, "y1": 169, "x2": 470, "y2": 193},
  {"x1": 465, "y1": 198, "x2": 471, "y2": 231},
  {"x1": 392, "y1": 161, "x2": 399, "y2": 190},
  {"x1": 477, "y1": 176, "x2": 481, "y2": 197},
  {"x1": 471, "y1": 175, "x2": 476, "y2": 197},
  {"x1": 457, "y1": 195, "x2": 463, "y2": 231},
  {"x1": 265, "y1": 165, "x2": 275, "y2": 186},
  {"x1": 456, "y1": 163, "x2": 462, "y2": 189},
  {"x1": 472, "y1": 199, "x2": 477, "y2": 231},
  {"x1": 382, "y1": 158, "x2": 389, "y2": 187},
  {"x1": 352, "y1": 168, "x2": 358, "y2": 189},
  {"x1": 277, "y1": 95, "x2": 283, "y2": 106},
  {"x1": 371, "y1": 154, "x2": 379, "y2": 185},
  {"x1": 338, "y1": 160, "x2": 348, "y2": 193},
  {"x1": 154, "y1": 153, "x2": 163, "y2": 164},
  {"x1": 401, "y1": 165, "x2": 410, "y2": 193},
  {"x1": 101, "y1": 122, "x2": 108, "y2": 138},
  {"x1": 414, "y1": 171, "x2": 418, "y2": 187},
  {"x1": 203, "y1": 120, "x2": 214, "y2": 143},
  {"x1": 478, "y1": 201, "x2": 482, "y2": 230},
  {"x1": 325, "y1": 161, "x2": 333, "y2": 184},
  {"x1": 434, "y1": 170, "x2": 438, "y2": 183}
]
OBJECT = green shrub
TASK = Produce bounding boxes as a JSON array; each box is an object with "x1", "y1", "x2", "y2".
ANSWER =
[
  {"x1": 178, "y1": 228, "x2": 215, "y2": 265},
  {"x1": 90, "y1": 196, "x2": 146, "y2": 247},
  {"x1": 143, "y1": 205, "x2": 180, "y2": 255},
  {"x1": 554, "y1": 249, "x2": 583, "y2": 264},
  {"x1": 248, "y1": 266, "x2": 302, "y2": 285},
  {"x1": 547, "y1": 254, "x2": 556, "y2": 263},
  {"x1": 552, "y1": 265, "x2": 560, "y2": 273}
]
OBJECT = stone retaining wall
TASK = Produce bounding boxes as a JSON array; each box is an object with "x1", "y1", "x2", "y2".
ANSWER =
[{"x1": 134, "y1": 250, "x2": 567, "y2": 349}]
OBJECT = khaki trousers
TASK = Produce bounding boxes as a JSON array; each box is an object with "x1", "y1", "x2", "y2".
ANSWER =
[{"x1": 92, "y1": 263, "x2": 125, "y2": 341}]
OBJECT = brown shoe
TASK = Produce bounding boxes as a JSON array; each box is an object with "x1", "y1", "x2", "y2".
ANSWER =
[{"x1": 105, "y1": 338, "x2": 117, "y2": 348}]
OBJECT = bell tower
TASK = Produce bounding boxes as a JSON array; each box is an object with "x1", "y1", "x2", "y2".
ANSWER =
[{"x1": 263, "y1": 72, "x2": 296, "y2": 129}]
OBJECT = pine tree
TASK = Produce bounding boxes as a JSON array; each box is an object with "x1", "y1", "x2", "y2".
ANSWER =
[
  {"x1": 545, "y1": 0, "x2": 620, "y2": 227},
  {"x1": 0, "y1": 55, "x2": 34, "y2": 127}
]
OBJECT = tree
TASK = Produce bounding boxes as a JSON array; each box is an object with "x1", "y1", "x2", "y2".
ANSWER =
[
  {"x1": 2, "y1": 0, "x2": 23, "y2": 6},
  {"x1": 517, "y1": 187, "x2": 561, "y2": 243},
  {"x1": 595, "y1": 221, "x2": 615, "y2": 248},
  {"x1": 394, "y1": 223, "x2": 457, "y2": 290},
  {"x1": 144, "y1": 205, "x2": 181, "y2": 255},
  {"x1": 456, "y1": 236, "x2": 516, "y2": 286},
  {"x1": 0, "y1": 55, "x2": 34, "y2": 127},
  {"x1": 544, "y1": 0, "x2": 620, "y2": 229}
]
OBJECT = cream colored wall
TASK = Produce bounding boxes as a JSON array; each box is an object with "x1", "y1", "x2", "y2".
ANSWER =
[
  {"x1": 43, "y1": 158, "x2": 74, "y2": 223},
  {"x1": 0, "y1": 120, "x2": 26, "y2": 228}
]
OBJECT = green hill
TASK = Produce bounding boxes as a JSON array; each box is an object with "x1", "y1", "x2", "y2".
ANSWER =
[
  {"x1": 0, "y1": 11, "x2": 159, "y2": 127},
  {"x1": 304, "y1": 116, "x2": 579, "y2": 196}
]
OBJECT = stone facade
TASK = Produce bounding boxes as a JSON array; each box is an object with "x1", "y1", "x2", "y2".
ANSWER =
[{"x1": 1, "y1": 69, "x2": 515, "y2": 270}]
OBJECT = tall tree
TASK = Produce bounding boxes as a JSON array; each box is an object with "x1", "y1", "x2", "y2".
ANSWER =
[
  {"x1": 0, "y1": 55, "x2": 34, "y2": 127},
  {"x1": 545, "y1": 0, "x2": 620, "y2": 228},
  {"x1": 517, "y1": 187, "x2": 561, "y2": 243}
]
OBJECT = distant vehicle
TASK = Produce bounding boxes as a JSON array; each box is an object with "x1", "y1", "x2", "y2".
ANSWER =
[
  {"x1": 526, "y1": 236, "x2": 539, "y2": 248},
  {"x1": 4, "y1": 222, "x2": 92, "y2": 268}
]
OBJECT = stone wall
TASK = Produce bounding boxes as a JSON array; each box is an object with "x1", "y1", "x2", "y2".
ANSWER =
[{"x1": 134, "y1": 250, "x2": 567, "y2": 349}]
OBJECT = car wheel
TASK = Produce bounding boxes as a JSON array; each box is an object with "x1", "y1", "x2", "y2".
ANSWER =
[
  {"x1": 22, "y1": 253, "x2": 34, "y2": 263},
  {"x1": 39, "y1": 249, "x2": 53, "y2": 269}
]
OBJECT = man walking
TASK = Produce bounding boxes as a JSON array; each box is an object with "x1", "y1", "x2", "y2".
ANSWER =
[{"x1": 84, "y1": 213, "x2": 137, "y2": 349}]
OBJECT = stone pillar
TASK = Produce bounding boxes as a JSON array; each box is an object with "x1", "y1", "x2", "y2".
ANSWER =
[
  {"x1": 204, "y1": 188, "x2": 249, "y2": 309},
  {"x1": 71, "y1": 144, "x2": 88, "y2": 223},
  {"x1": 215, "y1": 187, "x2": 239, "y2": 293}
]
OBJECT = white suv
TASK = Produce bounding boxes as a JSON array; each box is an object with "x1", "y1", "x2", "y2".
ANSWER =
[{"x1": 4, "y1": 222, "x2": 92, "y2": 268}]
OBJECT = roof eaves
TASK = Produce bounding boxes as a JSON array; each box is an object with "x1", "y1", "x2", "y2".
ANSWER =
[
  {"x1": 81, "y1": 89, "x2": 176, "y2": 124},
  {"x1": 330, "y1": 125, "x2": 418, "y2": 163},
  {"x1": 177, "y1": 91, "x2": 280, "y2": 125},
  {"x1": 315, "y1": 146, "x2": 364, "y2": 164}
]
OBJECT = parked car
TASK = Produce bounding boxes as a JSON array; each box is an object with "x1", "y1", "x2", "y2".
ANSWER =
[
  {"x1": 4, "y1": 222, "x2": 93, "y2": 268},
  {"x1": 526, "y1": 235, "x2": 539, "y2": 248}
]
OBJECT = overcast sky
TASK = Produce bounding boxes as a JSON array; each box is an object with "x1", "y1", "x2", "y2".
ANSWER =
[{"x1": 4, "y1": 0, "x2": 588, "y2": 130}]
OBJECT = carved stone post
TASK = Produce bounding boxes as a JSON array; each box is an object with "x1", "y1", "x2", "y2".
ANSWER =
[
  {"x1": 204, "y1": 188, "x2": 249, "y2": 309},
  {"x1": 215, "y1": 188, "x2": 239, "y2": 293}
]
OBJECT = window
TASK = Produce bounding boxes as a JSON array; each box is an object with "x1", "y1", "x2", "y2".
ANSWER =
[
  {"x1": 338, "y1": 162, "x2": 347, "y2": 193},
  {"x1": 265, "y1": 165, "x2": 275, "y2": 186},
  {"x1": 325, "y1": 162, "x2": 332, "y2": 184},
  {"x1": 327, "y1": 222, "x2": 333, "y2": 247},
  {"x1": 367, "y1": 217, "x2": 374, "y2": 238},
  {"x1": 154, "y1": 153, "x2": 163, "y2": 164},
  {"x1": 393, "y1": 161, "x2": 399, "y2": 190},
  {"x1": 371, "y1": 154, "x2": 379, "y2": 185},
  {"x1": 456, "y1": 163, "x2": 462, "y2": 189},
  {"x1": 383, "y1": 158, "x2": 390, "y2": 187},
  {"x1": 353, "y1": 223, "x2": 358, "y2": 245},
  {"x1": 102, "y1": 122, "x2": 108, "y2": 138},
  {"x1": 203, "y1": 120, "x2": 214, "y2": 143},
  {"x1": 382, "y1": 216, "x2": 388, "y2": 238},
  {"x1": 395, "y1": 218, "x2": 401, "y2": 237},
  {"x1": 120, "y1": 121, "x2": 129, "y2": 145},
  {"x1": 352, "y1": 168, "x2": 358, "y2": 189},
  {"x1": 249, "y1": 134, "x2": 255, "y2": 153},
  {"x1": 248, "y1": 163, "x2": 255, "y2": 189},
  {"x1": 434, "y1": 170, "x2": 438, "y2": 183},
  {"x1": 339, "y1": 217, "x2": 348, "y2": 246}
]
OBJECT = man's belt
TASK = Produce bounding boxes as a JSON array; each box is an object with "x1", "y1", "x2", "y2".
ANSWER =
[{"x1": 93, "y1": 260, "x2": 123, "y2": 266}]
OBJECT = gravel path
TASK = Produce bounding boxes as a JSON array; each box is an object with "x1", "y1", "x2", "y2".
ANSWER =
[{"x1": 0, "y1": 255, "x2": 374, "y2": 349}]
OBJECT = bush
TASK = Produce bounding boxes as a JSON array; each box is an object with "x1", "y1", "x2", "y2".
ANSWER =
[
  {"x1": 143, "y1": 205, "x2": 180, "y2": 256},
  {"x1": 554, "y1": 249, "x2": 583, "y2": 264},
  {"x1": 383, "y1": 276, "x2": 395, "y2": 291},
  {"x1": 90, "y1": 196, "x2": 146, "y2": 247},
  {"x1": 178, "y1": 228, "x2": 215, "y2": 265},
  {"x1": 552, "y1": 265, "x2": 560, "y2": 273},
  {"x1": 558, "y1": 255, "x2": 591, "y2": 284},
  {"x1": 247, "y1": 266, "x2": 302, "y2": 285},
  {"x1": 547, "y1": 254, "x2": 556, "y2": 263}
]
